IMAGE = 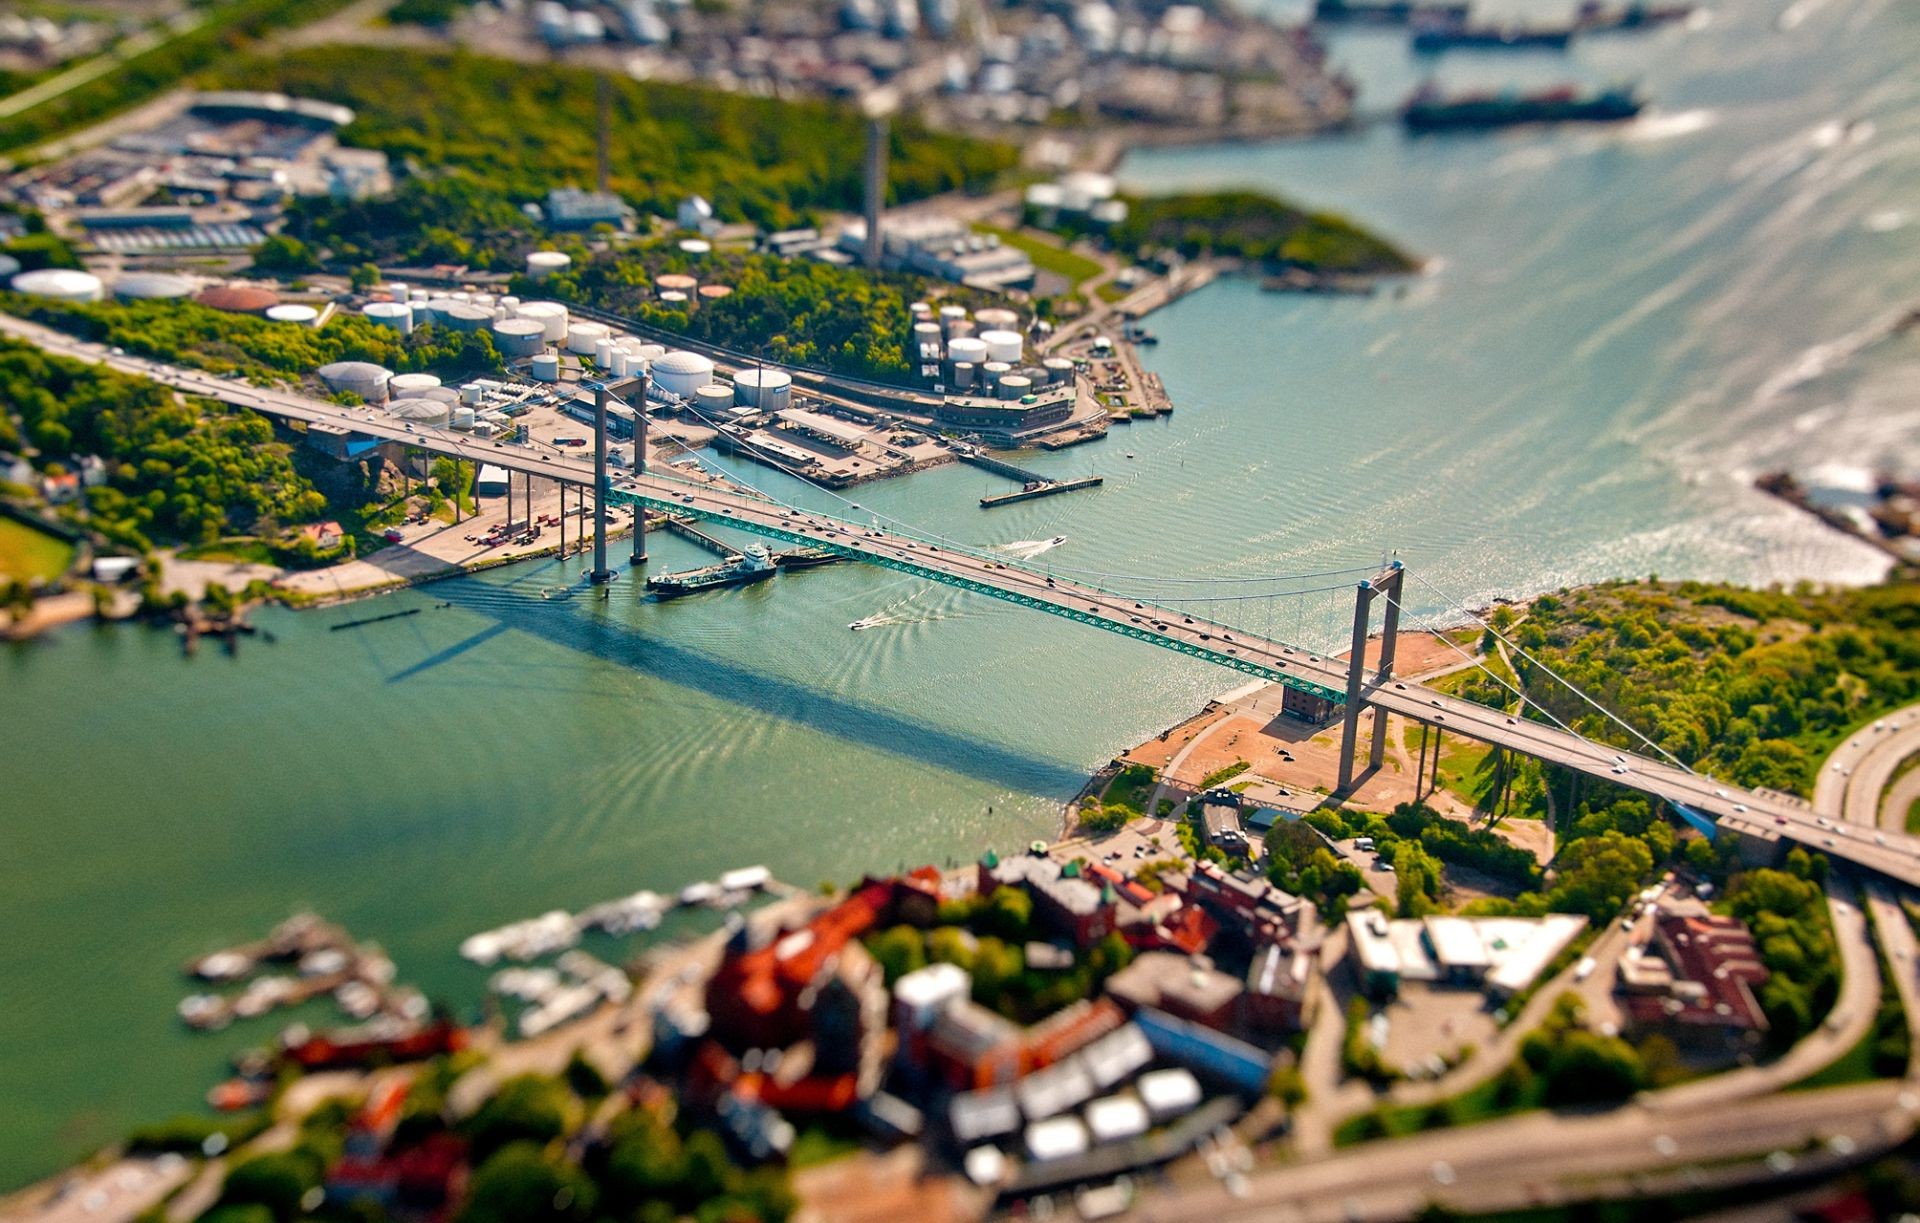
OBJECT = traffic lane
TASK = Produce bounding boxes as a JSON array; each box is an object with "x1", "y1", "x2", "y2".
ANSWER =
[
  {"x1": 1817, "y1": 704, "x2": 1920, "y2": 816},
  {"x1": 1135, "y1": 1081, "x2": 1911, "y2": 1223}
]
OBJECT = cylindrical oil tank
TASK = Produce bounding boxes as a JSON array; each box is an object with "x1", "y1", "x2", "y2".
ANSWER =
[
  {"x1": 461, "y1": 383, "x2": 485, "y2": 405},
  {"x1": 113, "y1": 272, "x2": 194, "y2": 301},
  {"x1": 451, "y1": 405, "x2": 477, "y2": 430},
  {"x1": 937, "y1": 303, "x2": 968, "y2": 333},
  {"x1": 363, "y1": 301, "x2": 413, "y2": 335},
  {"x1": 635, "y1": 343, "x2": 666, "y2": 363},
  {"x1": 974, "y1": 306, "x2": 1019, "y2": 331},
  {"x1": 694, "y1": 384, "x2": 734, "y2": 416},
  {"x1": 408, "y1": 290, "x2": 429, "y2": 304},
  {"x1": 678, "y1": 238, "x2": 711, "y2": 256},
  {"x1": 655, "y1": 273, "x2": 697, "y2": 295},
  {"x1": 609, "y1": 351, "x2": 631, "y2": 377},
  {"x1": 1043, "y1": 356, "x2": 1076, "y2": 386},
  {"x1": 981, "y1": 360, "x2": 1012, "y2": 388},
  {"x1": 491, "y1": 317, "x2": 547, "y2": 358},
  {"x1": 383, "y1": 281, "x2": 410, "y2": 298},
  {"x1": 658, "y1": 290, "x2": 689, "y2": 309},
  {"x1": 998, "y1": 374, "x2": 1032, "y2": 400},
  {"x1": 949, "y1": 361, "x2": 977, "y2": 389},
  {"x1": 517, "y1": 301, "x2": 569, "y2": 342},
  {"x1": 11, "y1": 268, "x2": 104, "y2": 301},
  {"x1": 945, "y1": 317, "x2": 975, "y2": 341},
  {"x1": 947, "y1": 336, "x2": 988, "y2": 367},
  {"x1": 566, "y1": 321, "x2": 610, "y2": 355},
  {"x1": 470, "y1": 293, "x2": 494, "y2": 309},
  {"x1": 419, "y1": 298, "x2": 457, "y2": 323},
  {"x1": 594, "y1": 338, "x2": 614, "y2": 365},
  {"x1": 979, "y1": 329, "x2": 1023, "y2": 364},
  {"x1": 909, "y1": 300, "x2": 933, "y2": 321},
  {"x1": 531, "y1": 353, "x2": 561, "y2": 382},
  {"x1": 499, "y1": 295, "x2": 520, "y2": 311},
  {"x1": 390, "y1": 397, "x2": 450, "y2": 428},
  {"x1": 438, "y1": 304, "x2": 491, "y2": 332},
  {"x1": 697, "y1": 283, "x2": 732, "y2": 303},
  {"x1": 734, "y1": 367, "x2": 792, "y2": 413},
  {"x1": 651, "y1": 351, "x2": 715, "y2": 398},
  {"x1": 912, "y1": 321, "x2": 944, "y2": 361},
  {"x1": 265, "y1": 304, "x2": 319, "y2": 325},
  {"x1": 527, "y1": 251, "x2": 572, "y2": 279},
  {"x1": 389, "y1": 372, "x2": 442, "y2": 397},
  {"x1": 318, "y1": 361, "x2": 392, "y2": 403}
]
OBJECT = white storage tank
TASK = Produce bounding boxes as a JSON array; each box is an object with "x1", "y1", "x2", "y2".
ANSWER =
[
  {"x1": 594, "y1": 337, "x2": 614, "y2": 365},
  {"x1": 998, "y1": 374, "x2": 1032, "y2": 400},
  {"x1": 734, "y1": 367, "x2": 792, "y2": 413},
  {"x1": 949, "y1": 361, "x2": 977, "y2": 389},
  {"x1": 909, "y1": 301, "x2": 933, "y2": 324},
  {"x1": 363, "y1": 301, "x2": 413, "y2": 335},
  {"x1": 979, "y1": 328, "x2": 1023, "y2": 364},
  {"x1": 658, "y1": 290, "x2": 690, "y2": 309},
  {"x1": 113, "y1": 272, "x2": 195, "y2": 301},
  {"x1": 12, "y1": 268, "x2": 105, "y2": 302},
  {"x1": 981, "y1": 360, "x2": 1011, "y2": 388},
  {"x1": 408, "y1": 289, "x2": 428, "y2": 304},
  {"x1": 318, "y1": 361, "x2": 392, "y2": 403},
  {"x1": 566, "y1": 321, "x2": 611, "y2": 355},
  {"x1": 1043, "y1": 356, "x2": 1076, "y2": 386},
  {"x1": 491, "y1": 317, "x2": 547, "y2": 359},
  {"x1": 517, "y1": 301, "x2": 569, "y2": 342},
  {"x1": 694, "y1": 384, "x2": 735, "y2": 415},
  {"x1": 912, "y1": 321, "x2": 944, "y2": 361},
  {"x1": 527, "y1": 251, "x2": 572, "y2": 279},
  {"x1": 419, "y1": 298, "x2": 458, "y2": 323},
  {"x1": 382, "y1": 281, "x2": 410, "y2": 298},
  {"x1": 499, "y1": 295, "x2": 520, "y2": 311},
  {"x1": 974, "y1": 306, "x2": 1019, "y2": 331},
  {"x1": 531, "y1": 353, "x2": 560, "y2": 382},
  {"x1": 609, "y1": 350, "x2": 631, "y2": 377},
  {"x1": 937, "y1": 303, "x2": 968, "y2": 333},
  {"x1": 389, "y1": 372, "x2": 443, "y2": 396},
  {"x1": 947, "y1": 336, "x2": 988, "y2": 367},
  {"x1": 652, "y1": 350, "x2": 716, "y2": 398},
  {"x1": 390, "y1": 397, "x2": 450, "y2": 428},
  {"x1": 438, "y1": 304, "x2": 491, "y2": 332},
  {"x1": 265, "y1": 304, "x2": 319, "y2": 325},
  {"x1": 461, "y1": 383, "x2": 485, "y2": 406},
  {"x1": 451, "y1": 405, "x2": 477, "y2": 430},
  {"x1": 635, "y1": 343, "x2": 666, "y2": 363}
]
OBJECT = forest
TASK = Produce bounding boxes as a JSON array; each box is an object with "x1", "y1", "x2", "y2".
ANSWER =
[
  {"x1": 1037, "y1": 190, "x2": 1418, "y2": 275},
  {"x1": 0, "y1": 294, "x2": 504, "y2": 387},
  {"x1": 530, "y1": 242, "x2": 974, "y2": 382},
  {"x1": 0, "y1": 339, "x2": 327, "y2": 551},
  {"x1": 0, "y1": 0, "x2": 357, "y2": 156},
  {"x1": 218, "y1": 47, "x2": 1018, "y2": 232}
]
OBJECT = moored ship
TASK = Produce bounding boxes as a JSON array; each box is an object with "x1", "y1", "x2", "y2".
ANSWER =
[
  {"x1": 646, "y1": 544, "x2": 777, "y2": 598},
  {"x1": 1401, "y1": 82, "x2": 1645, "y2": 130}
]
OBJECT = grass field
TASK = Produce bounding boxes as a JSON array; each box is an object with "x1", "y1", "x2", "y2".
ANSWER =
[
  {"x1": 973, "y1": 224, "x2": 1105, "y2": 293},
  {"x1": 0, "y1": 516, "x2": 75, "y2": 584}
]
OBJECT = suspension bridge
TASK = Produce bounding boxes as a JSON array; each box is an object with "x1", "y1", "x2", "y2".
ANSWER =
[{"x1": 12, "y1": 313, "x2": 1920, "y2": 890}]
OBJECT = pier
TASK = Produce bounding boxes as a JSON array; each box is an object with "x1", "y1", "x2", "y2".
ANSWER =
[
  {"x1": 660, "y1": 514, "x2": 740, "y2": 557},
  {"x1": 958, "y1": 450, "x2": 1104, "y2": 509},
  {"x1": 980, "y1": 475, "x2": 1106, "y2": 508}
]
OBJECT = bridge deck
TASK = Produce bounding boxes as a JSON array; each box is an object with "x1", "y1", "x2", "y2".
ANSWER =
[{"x1": 11, "y1": 311, "x2": 1918, "y2": 890}]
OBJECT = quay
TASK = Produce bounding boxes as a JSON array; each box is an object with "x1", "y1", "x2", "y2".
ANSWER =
[
  {"x1": 660, "y1": 514, "x2": 738, "y2": 557},
  {"x1": 980, "y1": 475, "x2": 1105, "y2": 508}
]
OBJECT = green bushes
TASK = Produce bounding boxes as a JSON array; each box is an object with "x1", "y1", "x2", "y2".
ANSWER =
[
  {"x1": 1039, "y1": 190, "x2": 1417, "y2": 275},
  {"x1": 1723, "y1": 860, "x2": 1840, "y2": 1050},
  {"x1": 1384, "y1": 802, "x2": 1543, "y2": 890}
]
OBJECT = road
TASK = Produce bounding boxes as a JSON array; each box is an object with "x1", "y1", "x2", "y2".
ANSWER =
[
  {"x1": 1136, "y1": 1081, "x2": 1917, "y2": 1222},
  {"x1": 1814, "y1": 702, "x2": 1920, "y2": 832},
  {"x1": 10, "y1": 312, "x2": 1920, "y2": 889}
]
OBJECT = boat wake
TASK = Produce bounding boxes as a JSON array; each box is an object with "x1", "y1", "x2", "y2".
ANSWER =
[
  {"x1": 996, "y1": 535, "x2": 1069, "y2": 559},
  {"x1": 1625, "y1": 108, "x2": 1717, "y2": 142}
]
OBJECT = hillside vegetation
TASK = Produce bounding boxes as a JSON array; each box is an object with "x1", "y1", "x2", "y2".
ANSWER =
[
  {"x1": 1037, "y1": 189, "x2": 1417, "y2": 275},
  {"x1": 219, "y1": 47, "x2": 1019, "y2": 231}
]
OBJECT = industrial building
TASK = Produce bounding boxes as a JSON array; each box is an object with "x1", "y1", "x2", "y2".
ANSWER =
[
  {"x1": 1346, "y1": 910, "x2": 1587, "y2": 1000},
  {"x1": 932, "y1": 391, "x2": 1075, "y2": 444},
  {"x1": 545, "y1": 187, "x2": 632, "y2": 231},
  {"x1": 836, "y1": 215, "x2": 1035, "y2": 291}
]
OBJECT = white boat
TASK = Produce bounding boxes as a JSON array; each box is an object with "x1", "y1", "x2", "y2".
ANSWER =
[
  {"x1": 1049, "y1": 535, "x2": 1068, "y2": 546},
  {"x1": 678, "y1": 880, "x2": 720, "y2": 907},
  {"x1": 849, "y1": 615, "x2": 885, "y2": 631}
]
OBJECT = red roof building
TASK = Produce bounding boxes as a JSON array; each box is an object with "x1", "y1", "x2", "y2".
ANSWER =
[{"x1": 1620, "y1": 911, "x2": 1770, "y2": 1047}]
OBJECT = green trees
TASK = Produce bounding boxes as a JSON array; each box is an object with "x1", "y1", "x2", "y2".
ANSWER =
[
  {"x1": 251, "y1": 235, "x2": 317, "y2": 274},
  {"x1": 1263, "y1": 820, "x2": 1366, "y2": 916},
  {"x1": 591, "y1": 1111, "x2": 794, "y2": 1223},
  {"x1": 459, "y1": 1142, "x2": 598, "y2": 1223},
  {"x1": 1723, "y1": 863, "x2": 1840, "y2": 1048},
  {"x1": 215, "y1": 1149, "x2": 325, "y2": 1222},
  {"x1": 1384, "y1": 802, "x2": 1543, "y2": 890},
  {"x1": 225, "y1": 47, "x2": 1017, "y2": 231},
  {"x1": 1518, "y1": 995, "x2": 1645, "y2": 1106},
  {"x1": 1544, "y1": 830, "x2": 1654, "y2": 922},
  {"x1": 1039, "y1": 190, "x2": 1417, "y2": 275},
  {"x1": 462, "y1": 1074, "x2": 575, "y2": 1162}
]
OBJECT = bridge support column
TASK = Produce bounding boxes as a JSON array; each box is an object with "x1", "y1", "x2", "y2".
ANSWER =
[
  {"x1": 1430, "y1": 726, "x2": 1444, "y2": 792},
  {"x1": 588, "y1": 384, "x2": 614, "y2": 584},
  {"x1": 1368, "y1": 562, "x2": 1405, "y2": 771},
  {"x1": 630, "y1": 374, "x2": 650, "y2": 567},
  {"x1": 1336, "y1": 580, "x2": 1376, "y2": 795}
]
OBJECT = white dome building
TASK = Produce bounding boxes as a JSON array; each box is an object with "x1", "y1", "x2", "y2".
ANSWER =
[
  {"x1": 651, "y1": 350, "x2": 717, "y2": 399},
  {"x1": 12, "y1": 268, "x2": 104, "y2": 302}
]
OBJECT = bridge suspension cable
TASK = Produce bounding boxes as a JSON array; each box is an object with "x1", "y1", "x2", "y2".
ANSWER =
[{"x1": 1404, "y1": 570, "x2": 1696, "y2": 775}]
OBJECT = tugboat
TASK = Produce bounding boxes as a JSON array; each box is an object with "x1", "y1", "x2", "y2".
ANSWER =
[
  {"x1": 1402, "y1": 82, "x2": 1645, "y2": 131},
  {"x1": 646, "y1": 544, "x2": 777, "y2": 598}
]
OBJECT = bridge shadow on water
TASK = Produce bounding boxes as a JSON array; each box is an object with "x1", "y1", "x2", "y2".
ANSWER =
[{"x1": 395, "y1": 571, "x2": 1089, "y2": 798}]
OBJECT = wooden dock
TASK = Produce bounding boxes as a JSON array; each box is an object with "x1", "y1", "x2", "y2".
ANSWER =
[{"x1": 980, "y1": 475, "x2": 1104, "y2": 508}]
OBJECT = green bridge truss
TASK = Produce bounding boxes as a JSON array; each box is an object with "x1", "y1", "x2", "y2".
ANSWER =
[{"x1": 609, "y1": 487, "x2": 1348, "y2": 706}]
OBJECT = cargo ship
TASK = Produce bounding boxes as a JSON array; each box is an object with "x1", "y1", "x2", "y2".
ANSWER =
[
  {"x1": 1575, "y1": 0, "x2": 1693, "y2": 31},
  {"x1": 1412, "y1": 17, "x2": 1576, "y2": 51},
  {"x1": 1315, "y1": 0, "x2": 1468, "y2": 23},
  {"x1": 1401, "y1": 82, "x2": 1644, "y2": 131},
  {"x1": 646, "y1": 544, "x2": 776, "y2": 598}
]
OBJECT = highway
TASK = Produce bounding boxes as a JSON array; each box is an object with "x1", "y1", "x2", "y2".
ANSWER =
[{"x1": 10, "y1": 311, "x2": 1920, "y2": 889}]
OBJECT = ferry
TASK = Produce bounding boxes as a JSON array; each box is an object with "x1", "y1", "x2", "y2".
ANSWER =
[{"x1": 646, "y1": 545, "x2": 776, "y2": 598}]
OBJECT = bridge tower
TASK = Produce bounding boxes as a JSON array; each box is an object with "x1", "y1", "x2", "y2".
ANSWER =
[
  {"x1": 1336, "y1": 560, "x2": 1406, "y2": 795},
  {"x1": 586, "y1": 381, "x2": 615, "y2": 584},
  {"x1": 629, "y1": 372, "x2": 650, "y2": 567}
]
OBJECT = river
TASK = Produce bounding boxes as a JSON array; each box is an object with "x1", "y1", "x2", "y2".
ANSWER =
[{"x1": 1, "y1": 0, "x2": 1915, "y2": 1189}]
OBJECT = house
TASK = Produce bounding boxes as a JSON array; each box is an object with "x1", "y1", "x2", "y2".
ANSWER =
[
  {"x1": 300, "y1": 520, "x2": 345, "y2": 551},
  {"x1": 1104, "y1": 951, "x2": 1245, "y2": 1031},
  {"x1": 1200, "y1": 798, "x2": 1247, "y2": 854},
  {"x1": 78, "y1": 455, "x2": 107, "y2": 487},
  {"x1": 1, "y1": 454, "x2": 32, "y2": 488},
  {"x1": 41, "y1": 472, "x2": 79, "y2": 504},
  {"x1": 546, "y1": 186, "x2": 631, "y2": 231},
  {"x1": 978, "y1": 850, "x2": 1118, "y2": 948},
  {"x1": 1618, "y1": 910, "x2": 1770, "y2": 1051},
  {"x1": 677, "y1": 194, "x2": 717, "y2": 234}
]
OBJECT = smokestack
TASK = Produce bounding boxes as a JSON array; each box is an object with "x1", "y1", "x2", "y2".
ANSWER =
[
  {"x1": 863, "y1": 114, "x2": 887, "y2": 270},
  {"x1": 596, "y1": 75, "x2": 612, "y2": 196}
]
